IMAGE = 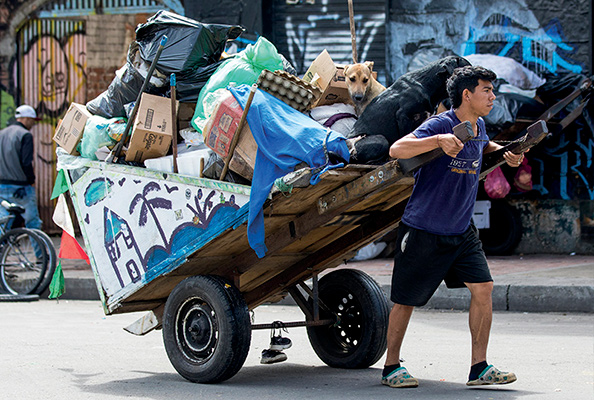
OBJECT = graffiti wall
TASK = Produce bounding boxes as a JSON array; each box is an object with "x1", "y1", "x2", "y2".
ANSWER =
[
  {"x1": 387, "y1": 0, "x2": 589, "y2": 79},
  {"x1": 268, "y1": 0, "x2": 387, "y2": 84},
  {"x1": 387, "y1": 0, "x2": 592, "y2": 203},
  {"x1": 15, "y1": 21, "x2": 87, "y2": 120}
]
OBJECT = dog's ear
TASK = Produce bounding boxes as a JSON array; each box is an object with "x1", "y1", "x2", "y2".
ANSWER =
[
  {"x1": 344, "y1": 64, "x2": 352, "y2": 75},
  {"x1": 441, "y1": 56, "x2": 458, "y2": 75},
  {"x1": 437, "y1": 56, "x2": 463, "y2": 78},
  {"x1": 364, "y1": 61, "x2": 374, "y2": 71}
]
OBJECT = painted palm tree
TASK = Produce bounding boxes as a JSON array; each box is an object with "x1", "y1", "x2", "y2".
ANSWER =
[{"x1": 129, "y1": 182, "x2": 172, "y2": 247}]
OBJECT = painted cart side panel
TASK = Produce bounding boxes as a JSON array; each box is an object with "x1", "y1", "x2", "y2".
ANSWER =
[{"x1": 65, "y1": 160, "x2": 250, "y2": 312}]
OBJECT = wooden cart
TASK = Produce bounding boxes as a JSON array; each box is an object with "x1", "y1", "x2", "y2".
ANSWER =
[{"x1": 61, "y1": 119, "x2": 546, "y2": 384}]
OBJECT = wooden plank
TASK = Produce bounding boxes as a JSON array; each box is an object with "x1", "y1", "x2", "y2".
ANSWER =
[
  {"x1": 191, "y1": 227, "x2": 249, "y2": 257},
  {"x1": 239, "y1": 255, "x2": 301, "y2": 293},
  {"x1": 480, "y1": 120, "x2": 548, "y2": 178},
  {"x1": 345, "y1": 183, "x2": 413, "y2": 213},
  {"x1": 317, "y1": 161, "x2": 407, "y2": 215},
  {"x1": 318, "y1": 169, "x2": 365, "y2": 181},
  {"x1": 244, "y1": 200, "x2": 408, "y2": 308},
  {"x1": 215, "y1": 195, "x2": 353, "y2": 279},
  {"x1": 322, "y1": 213, "x2": 370, "y2": 227},
  {"x1": 279, "y1": 224, "x2": 356, "y2": 254},
  {"x1": 112, "y1": 301, "x2": 167, "y2": 315},
  {"x1": 268, "y1": 179, "x2": 349, "y2": 215},
  {"x1": 398, "y1": 121, "x2": 474, "y2": 174}
]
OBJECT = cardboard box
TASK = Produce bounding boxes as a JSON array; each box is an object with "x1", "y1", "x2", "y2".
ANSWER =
[
  {"x1": 302, "y1": 50, "x2": 351, "y2": 107},
  {"x1": 203, "y1": 91, "x2": 257, "y2": 181},
  {"x1": 203, "y1": 93, "x2": 244, "y2": 158},
  {"x1": 53, "y1": 103, "x2": 92, "y2": 155},
  {"x1": 228, "y1": 125, "x2": 257, "y2": 181},
  {"x1": 126, "y1": 93, "x2": 173, "y2": 163}
]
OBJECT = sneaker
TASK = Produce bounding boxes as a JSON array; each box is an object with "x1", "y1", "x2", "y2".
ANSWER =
[
  {"x1": 466, "y1": 365, "x2": 517, "y2": 386},
  {"x1": 381, "y1": 366, "x2": 419, "y2": 388},
  {"x1": 269, "y1": 335, "x2": 292, "y2": 351},
  {"x1": 269, "y1": 321, "x2": 292, "y2": 351},
  {"x1": 260, "y1": 349, "x2": 287, "y2": 364}
]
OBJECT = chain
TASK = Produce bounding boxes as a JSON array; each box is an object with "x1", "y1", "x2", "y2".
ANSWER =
[{"x1": 469, "y1": 136, "x2": 527, "y2": 144}]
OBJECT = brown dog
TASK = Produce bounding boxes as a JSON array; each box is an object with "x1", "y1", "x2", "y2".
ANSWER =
[{"x1": 343, "y1": 61, "x2": 386, "y2": 116}]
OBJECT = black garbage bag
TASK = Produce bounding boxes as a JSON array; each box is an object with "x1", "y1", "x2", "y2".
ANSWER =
[
  {"x1": 536, "y1": 72, "x2": 589, "y2": 104},
  {"x1": 135, "y1": 10, "x2": 243, "y2": 75},
  {"x1": 86, "y1": 46, "x2": 166, "y2": 118},
  {"x1": 174, "y1": 60, "x2": 225, "y2": 103}
]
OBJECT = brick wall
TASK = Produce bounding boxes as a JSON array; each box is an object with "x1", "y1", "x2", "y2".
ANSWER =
[{"x1": 85, "y1": 13, "x2": 149, "y2": 100}]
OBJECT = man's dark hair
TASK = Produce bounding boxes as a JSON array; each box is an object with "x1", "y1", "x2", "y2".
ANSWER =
[{"x1": 446, "y1": 66, "x2": 497, "y2": 108}]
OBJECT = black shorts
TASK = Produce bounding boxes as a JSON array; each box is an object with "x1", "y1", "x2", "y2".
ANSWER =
[{"x1": 390, "y1": 223, "x2": 492, "y2": 307}]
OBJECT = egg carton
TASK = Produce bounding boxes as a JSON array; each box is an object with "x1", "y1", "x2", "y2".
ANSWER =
[{"x1": 257, "y1": 69, "x2": 322, "y2": 112}]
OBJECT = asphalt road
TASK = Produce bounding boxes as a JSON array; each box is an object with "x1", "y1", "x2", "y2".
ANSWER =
[{"x1": 1, "y1": 300, "x2": 592, "y2": 400}]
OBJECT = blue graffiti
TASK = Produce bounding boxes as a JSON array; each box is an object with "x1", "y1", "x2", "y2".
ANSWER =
[
  {"x1": 463, "y1": 17, "x2": 583, "y2": 74},
  {"x1": 532, "y1": 127, "x2": 593, "y2": 200},
  {"x1": 570, "y1": 128, "x2": 594, "y2": 199}
]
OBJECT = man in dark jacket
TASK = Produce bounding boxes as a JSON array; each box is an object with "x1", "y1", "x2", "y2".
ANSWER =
[{"x1": 0, "y1": 105, "x2": 42, "y2": 230}]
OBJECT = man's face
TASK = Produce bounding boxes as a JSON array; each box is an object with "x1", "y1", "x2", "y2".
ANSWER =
[{"x1": 465, "y1": 79, "x2": 496, "y2": 117}]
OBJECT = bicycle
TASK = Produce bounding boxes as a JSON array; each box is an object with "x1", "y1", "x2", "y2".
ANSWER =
[{"x1": 0, "y1": 200, "x2": 56, "y2": 295}]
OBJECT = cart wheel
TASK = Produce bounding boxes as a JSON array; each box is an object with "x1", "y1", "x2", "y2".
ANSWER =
[
  {"x1": 307, "y1": 269, "x2": 389, "y2": 368},
  {"x1": 162, "y1": 275, "x2": 251, "y2": 383}
]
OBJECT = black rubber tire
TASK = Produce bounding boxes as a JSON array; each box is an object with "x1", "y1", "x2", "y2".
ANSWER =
[
  {"x1": 479, "y1": 201, "x2": 523, "y2": 255},
  {"x1": 27, "y1": 229, "x2": 57, "y2": 295},
  {"x1": 306, "y1": 269, "x2": 389, "y2": 369},
  {"x1": 0, "y1": 293, "x2": 39, "y2": 302},
  {"x1": 162, "y1": 275, "x2": 251, "y2": 383},
  {"x1": 0, "y1": 228, "x2": 48, "y2": 295}
]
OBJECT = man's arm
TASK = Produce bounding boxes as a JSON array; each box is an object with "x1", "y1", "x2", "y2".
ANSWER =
[
  {"x1": 20, "y1": 133, "x2": 35, "y2": 184},
  {"x1": 484, "y1": 140, "x2": 525, "y2": 167},
  {"x1": 389, "y1": 132, "x2": 464, "y2": 159}
]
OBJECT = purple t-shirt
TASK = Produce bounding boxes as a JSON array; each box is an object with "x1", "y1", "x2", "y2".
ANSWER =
[{"x1": 401, "y1": 110, "x2": 489, "y2": 235}]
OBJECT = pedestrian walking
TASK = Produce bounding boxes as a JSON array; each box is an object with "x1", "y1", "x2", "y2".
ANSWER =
[
  {"x1": 0, "y1": 105, "x2": 43, "y2": 230},
  {"x1": 382, "y1": 66, "x2": 524, "y2": 388}
]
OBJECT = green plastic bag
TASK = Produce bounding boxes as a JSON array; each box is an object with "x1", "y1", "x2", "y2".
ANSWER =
[
  {"x1": 191, "y1": 36, "x2": 284, "y2": 133},
  {"x1": 78, "y1": 115, "x2": 125, "y2": 160}
]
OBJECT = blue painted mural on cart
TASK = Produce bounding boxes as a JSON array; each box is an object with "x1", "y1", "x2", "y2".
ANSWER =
[{"x1": 71, "y1": 165, "x2": 250, "y2": 296}]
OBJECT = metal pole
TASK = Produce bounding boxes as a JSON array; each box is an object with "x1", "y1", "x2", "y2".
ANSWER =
[
  {"x1": 170, "y1": 73, "x2": 178, "y2": 174},
  {"x1": 107, "y1": 35, "x2": 168, "y2": 163},
  {"x1": 348, "y1": 0, "x2": 358, "y2": 64}
]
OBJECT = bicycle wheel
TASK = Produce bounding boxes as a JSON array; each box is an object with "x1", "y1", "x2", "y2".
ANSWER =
[
  {"x1": 27, "y1": 229, "x2": 57, "y2": 294},
  {"x1": 0, "y1": 228, "x2": 48, "y2": 295}
]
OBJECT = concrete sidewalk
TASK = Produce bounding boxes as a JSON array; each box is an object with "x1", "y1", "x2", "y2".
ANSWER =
[
  {"x1": 339, "y1": 254, "x2": 594, "y2": 313},
  {"x1": 46, "y1": 237, "x2": 594, "y2": 313}
]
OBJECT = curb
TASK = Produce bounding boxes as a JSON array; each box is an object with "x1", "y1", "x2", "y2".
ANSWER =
[
  {"x1": 422, "y1": 283, "x2": 594, "y2": 313},
  {"x1": 41, "y1": 277, "x2": 101, "y2": 301},
  {"x1": 50, "y1": 276, "x2": 594, "y2": 314}
]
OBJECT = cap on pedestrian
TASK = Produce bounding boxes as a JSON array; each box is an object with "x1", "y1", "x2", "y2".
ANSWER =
[{"x1": 15, "y1": 105, "x2": 41, "y2": 120}]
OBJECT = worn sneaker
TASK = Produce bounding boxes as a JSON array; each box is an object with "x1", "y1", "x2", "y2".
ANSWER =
[
  {"x1": 381, "y1": 366, "x2": 419, "y2": 388},
  {"x1": 260, "y1": 349, "x2": 287, "y2": 364},
  {"x1": 466, "y1": 365, "x2": 517, "y2": 386},
  {"x1": 269, "y1": 335, "x2": 292, "y2": 351}
]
